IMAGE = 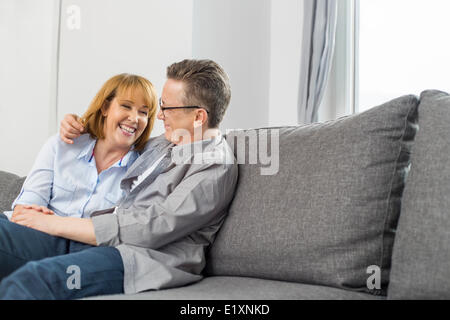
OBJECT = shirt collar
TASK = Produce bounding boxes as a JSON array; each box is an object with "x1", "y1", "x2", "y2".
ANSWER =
[
  {"x1": 77, "y1": 138, "x2": 139, "y2": 168},
  {"x1": 111, "y1": 149, "x2": 138, "y2": 168},
  {"x1": 76, "y1": 137, "x2": 97, "y2": 162}
]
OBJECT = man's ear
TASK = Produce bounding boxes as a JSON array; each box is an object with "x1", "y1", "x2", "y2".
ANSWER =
[{"x1": 194, "y1": 109, "x2": 208, "y2": 128}]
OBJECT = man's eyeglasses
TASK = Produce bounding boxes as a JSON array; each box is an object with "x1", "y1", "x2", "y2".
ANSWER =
[{"x1": 159, "y1": 98, "x2": 209, "y2": 118}]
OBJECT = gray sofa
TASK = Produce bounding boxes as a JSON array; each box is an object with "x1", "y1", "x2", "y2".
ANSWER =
[{"x1": 1, "y1": 90, "x2": 449, "y2": 300}]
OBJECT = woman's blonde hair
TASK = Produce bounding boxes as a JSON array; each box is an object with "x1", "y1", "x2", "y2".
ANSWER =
[{"x1": 80, "y1": 73, "x2": 158, "y2": 152}]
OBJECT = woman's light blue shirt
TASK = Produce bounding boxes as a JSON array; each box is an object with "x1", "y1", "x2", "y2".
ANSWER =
[{"x1": 12, "y1": 134, "x2": 139, "y2": 218}]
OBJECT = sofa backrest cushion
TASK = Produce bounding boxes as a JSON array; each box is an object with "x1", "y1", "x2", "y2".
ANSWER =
[
  {"x1": 0, "y1": 170, "x2": 25, "y2": 213},
  {"x1": 206, "y1": 95, "x2": 419, "y2": 295},
  {"x1": 388, "y1": 90, "x2": 450, "y2": 299}
]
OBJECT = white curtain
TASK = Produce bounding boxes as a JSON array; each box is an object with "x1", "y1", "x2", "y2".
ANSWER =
[{"x1": 298, "y1": 0, "x2": 338, "y2": 124}]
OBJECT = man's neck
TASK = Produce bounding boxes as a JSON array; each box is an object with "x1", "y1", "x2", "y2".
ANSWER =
[{"x1": 194, "y1": 128, "x2": 220, "y2": 142}]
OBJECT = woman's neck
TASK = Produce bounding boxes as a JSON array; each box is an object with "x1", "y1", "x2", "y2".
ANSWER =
[{"x1": 94, "y1": 139, "x2": 130, "y2": 174}]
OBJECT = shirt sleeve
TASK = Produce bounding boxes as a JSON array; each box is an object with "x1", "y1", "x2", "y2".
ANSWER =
[
  {"x1": 12, "y1": 135, "x2": 58, "y2": 209},
  {"x1": 92, "y1": 163, "x2": 238, "y2": 249}
]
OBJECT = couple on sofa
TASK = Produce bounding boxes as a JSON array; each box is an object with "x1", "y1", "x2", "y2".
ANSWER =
[{"x1": 0, "y1": 59, "x2": 238, "y2": 299}]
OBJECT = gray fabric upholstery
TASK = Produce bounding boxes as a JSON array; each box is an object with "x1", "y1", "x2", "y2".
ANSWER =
[
  {"x1": 0, "y1": 170, "x2": 25, "y2": 213},
  {"x1": 206, "y1": 95, "x2": 419, "y2": 295},
  {"x1": 388, "y1": 90, "x2": 450, "y2": 300},
  {"x1": 85, "y1": 276, "x2": 383, "y2": 300}
]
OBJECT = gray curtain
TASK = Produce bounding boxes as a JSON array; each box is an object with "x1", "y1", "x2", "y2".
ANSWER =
[{"x1": 298, "y1": 0, "x2": 338, "y2": 124}]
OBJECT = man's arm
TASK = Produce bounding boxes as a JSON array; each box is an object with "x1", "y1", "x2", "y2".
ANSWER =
[
  {"x1": 60, "y1": 114, "x2": 85, "y2": 144},
  {"x1": 92, "y1": 163, "x2": 238, "y2": 250},
  {"x1": 53, "y1": 216, "x2": 97, "y2": 245}
]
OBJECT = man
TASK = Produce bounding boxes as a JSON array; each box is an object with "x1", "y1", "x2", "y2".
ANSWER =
[{"x1": 0, "y1": 59, "x2": 238, "y2": 299}]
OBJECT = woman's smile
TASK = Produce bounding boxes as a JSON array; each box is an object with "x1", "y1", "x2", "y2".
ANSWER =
[{"x1": 119, "y1": 123, "x2": 137, "y2": 137}]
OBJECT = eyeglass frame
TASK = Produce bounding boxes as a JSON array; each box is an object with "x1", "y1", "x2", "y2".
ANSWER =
[{"x1": 159, "y1": 98, "x2": 209, "y2": 117}]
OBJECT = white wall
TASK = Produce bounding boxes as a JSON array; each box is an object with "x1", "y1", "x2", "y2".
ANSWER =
[
  {"x1": 0, "y1": 0, "x2": 60, "y2": 176},
  {"x1": 193, "y1": 0, "x2": 303, "y2": 131},
  {"x1": 268, "y1": 0, "x2": 303, "y2": 127},
  {"x1": 58, "y1": 0, "x2": 193, "y2": 138},
  {"x1": 193, "y1": 0, "x2": 271, "y2": 131}
]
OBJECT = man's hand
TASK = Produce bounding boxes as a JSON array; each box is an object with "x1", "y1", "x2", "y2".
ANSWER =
[
  {"x1": 11, "y1": 207, "x2": 59, "y2": 235},
  {"x1": 60, "y1": 113, "x2": 84, "y2": 144}
]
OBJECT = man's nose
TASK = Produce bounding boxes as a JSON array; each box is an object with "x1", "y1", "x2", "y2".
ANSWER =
[{"x1": 157, "y1": 108, "x2": 164, "y2": 120}]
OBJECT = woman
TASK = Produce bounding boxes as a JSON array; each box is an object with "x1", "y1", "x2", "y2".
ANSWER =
[{"x1": 8, "y1": 73, "x2": 158, "y2": 220}]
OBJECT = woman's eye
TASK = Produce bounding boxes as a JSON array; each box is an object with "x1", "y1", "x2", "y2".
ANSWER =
[
  {"x1": 121, "y1": 105, "x2": 131, "y2": 109},
  {"x1": 140, "y1": 110, "x2": 148, "y2": 116}
]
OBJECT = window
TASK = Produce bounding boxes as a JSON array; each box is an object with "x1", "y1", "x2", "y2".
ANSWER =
[{"x1": 357, "y1": 0, "x2": 450, "y2": 112}]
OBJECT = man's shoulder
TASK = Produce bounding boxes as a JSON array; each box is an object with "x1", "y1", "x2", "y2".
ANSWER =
[
  {"x1": 200, "y1": 135, "x2": 237, "y2": 165},
  {"x1": 141, "y1": 134, "x2": 171, "y2": 154},
  {"x1": 188, "y1": 136, "x2": 238, "y2": 193}
]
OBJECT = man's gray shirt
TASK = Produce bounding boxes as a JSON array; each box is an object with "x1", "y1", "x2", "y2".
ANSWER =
[{"x1": 91, "y1": 134, "x2": 238, "y2": 294}]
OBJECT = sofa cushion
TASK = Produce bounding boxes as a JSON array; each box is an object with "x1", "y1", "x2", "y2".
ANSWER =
[
  {"x1": 388, "y1": 90, "x2": 450, "y2": 299},
  {"x1": 206, "y1": 95, "x2": 419, "y2": 295},
  {"x1": 0, "y1": 170, "x2": 25, "y2": 213},
  {"x1": 85, "y1": 276, "x2": 384, "y2": 300}
]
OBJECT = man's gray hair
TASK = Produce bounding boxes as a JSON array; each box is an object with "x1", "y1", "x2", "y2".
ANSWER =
[{"x1": 166, "y1": 59, "x2": 231, "y2": 128}]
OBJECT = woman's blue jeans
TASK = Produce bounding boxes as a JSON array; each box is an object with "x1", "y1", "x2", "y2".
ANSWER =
[{"x1": 0, "y1": 213, "x2": 124, "y2": 299}]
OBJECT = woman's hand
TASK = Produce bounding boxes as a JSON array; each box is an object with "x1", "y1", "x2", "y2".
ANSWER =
[
  {"x1": 11, "y1": 207, "x2": 60, "y2": 236},
  {"x1": 24, "y1": 204, "x2": 54, "y2": 215},
  {"x1": 60, "y1": 113, "x2": 84, "y2": 144},
  {"x1": 11, "y1": 206, "x2": 97, "y2": 246},
  {"x1": 12, "y1": 204, "x2": 54, "y2": 220}
]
